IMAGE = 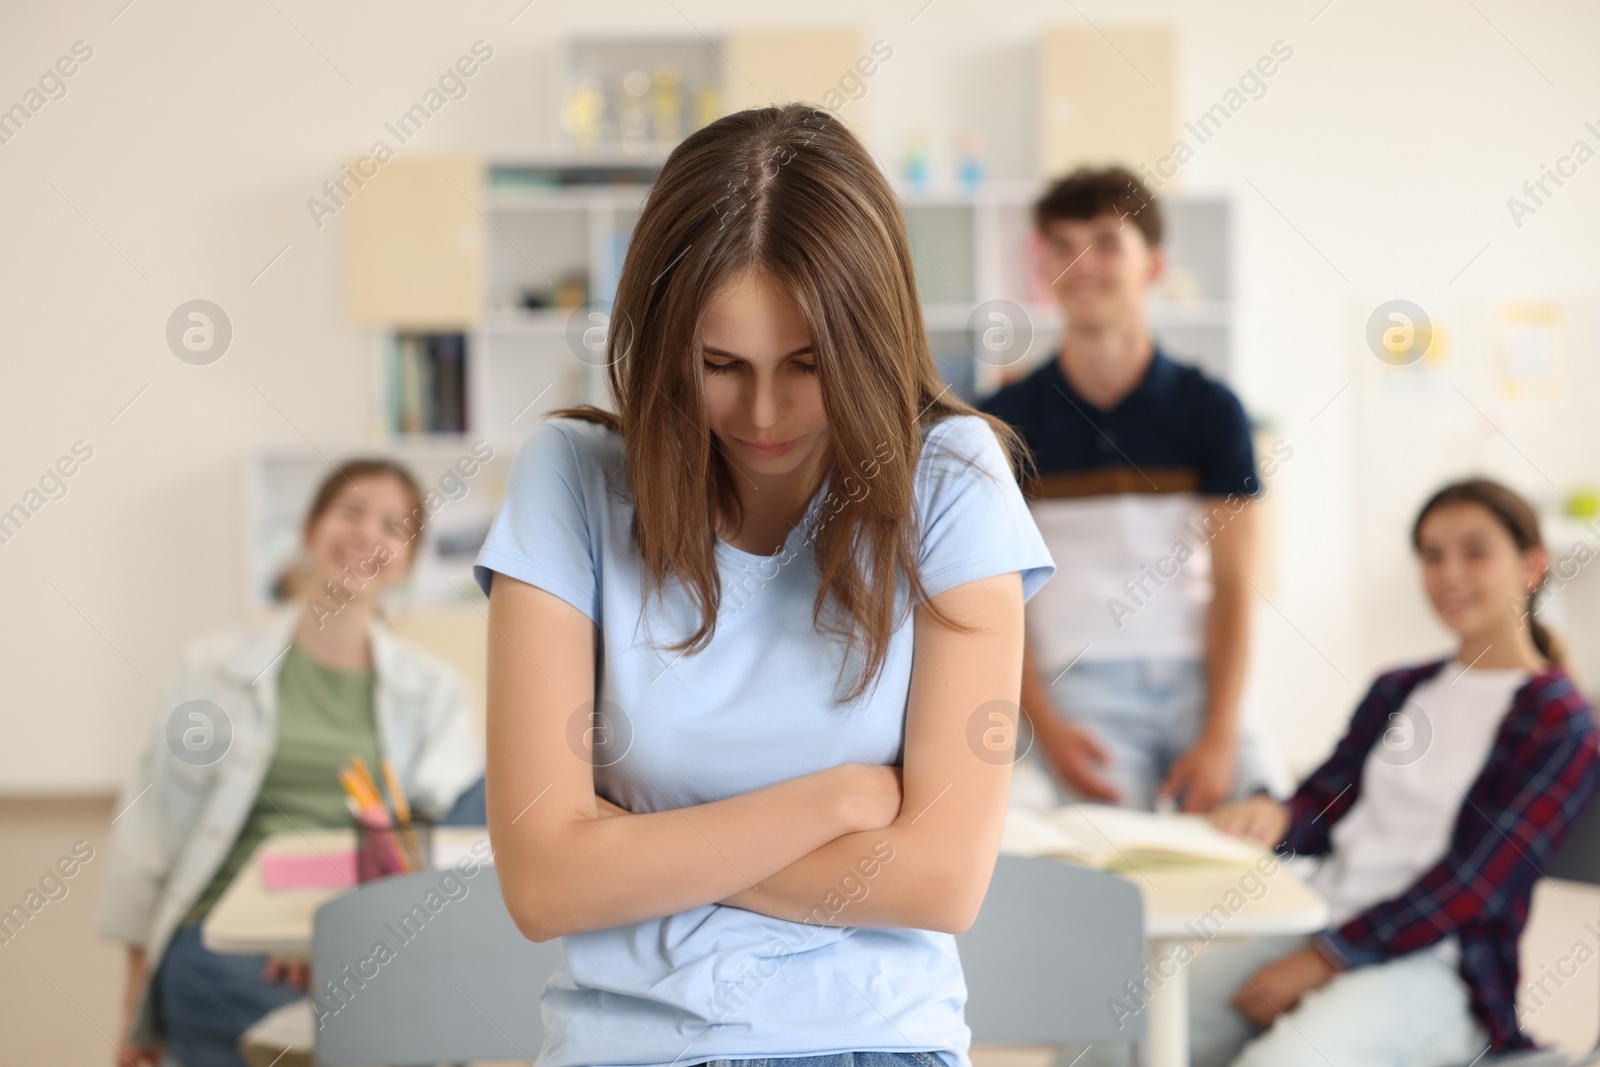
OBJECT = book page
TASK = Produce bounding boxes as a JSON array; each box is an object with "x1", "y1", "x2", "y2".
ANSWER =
[
  {"x1": 1001, "y1": 804, "x2": 1265, "y2": 869},
  {"x1": 1056, "y1": 804, "x2": 1265, "y2": 868},
  {"x1": 998, "y1": 806, "x2": 1096, "y2": 862}
]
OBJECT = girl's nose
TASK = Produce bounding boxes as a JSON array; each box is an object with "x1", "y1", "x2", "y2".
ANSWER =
[{"x1": 747, "y1": 372, "x2": 780, "y2": 427}]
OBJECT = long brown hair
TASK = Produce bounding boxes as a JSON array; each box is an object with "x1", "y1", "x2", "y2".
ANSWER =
[
  {"x1": 273, "y1": 459, "x2": 427, "y2": 611},
  {"x1": 547, "y1": 103, "x2": 1036, "y2": 704},
  {"x1": 1412, "y1": 477, "x2": 1563, "y2": 666}
]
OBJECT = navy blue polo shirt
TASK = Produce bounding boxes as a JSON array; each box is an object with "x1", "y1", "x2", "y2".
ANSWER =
[
  {"x1": 978, "y1": 346, "x2": 1257, "y2": 666},
  {"x1": 980, "y1": 346, "x2": 1257, "y2": 499}
]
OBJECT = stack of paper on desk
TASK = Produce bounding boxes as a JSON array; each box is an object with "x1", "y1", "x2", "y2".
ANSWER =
[{"x1": 1000, "y1": 804, "x2": 1266, "y2": 871}]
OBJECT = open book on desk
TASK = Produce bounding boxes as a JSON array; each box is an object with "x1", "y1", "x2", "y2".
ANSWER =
[{"x1": 1000, "y1": 804, "x2": 1266, "y2": 871}]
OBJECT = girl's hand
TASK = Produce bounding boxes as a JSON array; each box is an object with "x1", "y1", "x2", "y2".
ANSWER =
[
  {"x1": 262, "y1": 955, "x2": 311, "y2": 989},
  {"x1": 114, "y1": 1040, "x2": 161, "y2": 1067},
  {"x1": 836, "y1": 763, "x2": 904, "y2": 832},
  {"x1": 1230, "y1": 946, "x2": 1340, "y2": 1027},
  {"x1": 594, "y1": 794, "x2": 631, "y2": 818},
  {"x1": 117, "y1": 947, "x2": 160, "y2": 1066},
  {"x1": 1208, "y1": 794, "x2": 1291, "y2": 847},
  {"x1": 592, "y1": 768, "x2": 901, "y2": 832}
]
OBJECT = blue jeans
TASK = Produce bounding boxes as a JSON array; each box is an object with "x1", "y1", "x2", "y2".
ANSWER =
[
  {"x1": 152, "y1": 921, "x2": 305, "y2": 1067},
  {"x1": 691, "y1": 1054, "x2": 952, "y2": 1067},
  {"x1": 152, "y1": 777, "x2": 489, "y2": 1066},
  {"x1": 441, "y1": 773, "x2": 487, "y2": 824},
  {"x1": 1035, "y1": 657, "x2": 1282, "y2": 810}
]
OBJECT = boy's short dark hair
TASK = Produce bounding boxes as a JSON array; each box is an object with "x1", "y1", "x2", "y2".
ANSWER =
[{"x1": 1033, "y1": 165, "x2": 1162, "y2": 249}]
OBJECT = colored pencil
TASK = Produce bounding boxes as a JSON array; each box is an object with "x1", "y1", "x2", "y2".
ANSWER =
[
  {"x1": 340, "y1": 763, "x2": 410, "y2": 874},
  {"x1": 381, "y1": 758, "x2": 426, "y2": 869}
]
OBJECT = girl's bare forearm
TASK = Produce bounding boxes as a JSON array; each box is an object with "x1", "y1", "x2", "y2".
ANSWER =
[{"x1": 498, "y1": 768, "x2": 866, "y2": 939}]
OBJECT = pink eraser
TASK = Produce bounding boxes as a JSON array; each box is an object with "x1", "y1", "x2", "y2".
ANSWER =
[{"x1": 261, "y1": 849, "x2": 357, "y2": 890}]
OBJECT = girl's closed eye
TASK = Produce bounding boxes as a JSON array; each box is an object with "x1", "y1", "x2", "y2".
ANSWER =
[{"x1": 702, "y1": 359, "x2": 818, "y2": 374}]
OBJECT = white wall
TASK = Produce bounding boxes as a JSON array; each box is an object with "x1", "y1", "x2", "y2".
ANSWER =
[{"x1": 2, "y1": 0, "x2": 1597, "y2": 790}]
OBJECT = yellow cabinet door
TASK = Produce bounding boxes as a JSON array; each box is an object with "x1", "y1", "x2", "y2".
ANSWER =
[
  {"x1": 345, "y1": 155, "x2": 483, "y2": 329},
  {"x1": 1039, "y1": 27, "x2": 1176, "y2": 179}
]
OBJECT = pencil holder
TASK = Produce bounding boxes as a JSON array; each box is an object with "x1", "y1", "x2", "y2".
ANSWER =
[{"x1": 354, "y1": 812, "x2": 435, "y2": 883}]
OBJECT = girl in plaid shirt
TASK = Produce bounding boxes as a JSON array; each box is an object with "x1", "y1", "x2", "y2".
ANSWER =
[{"x1": 1192, "y1": 477, "x2": 1599, "y2": 1067}]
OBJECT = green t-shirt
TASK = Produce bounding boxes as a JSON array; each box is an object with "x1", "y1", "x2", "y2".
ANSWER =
[{"x1": 183, "y1": 642, "x2": 382, "y2": 926}]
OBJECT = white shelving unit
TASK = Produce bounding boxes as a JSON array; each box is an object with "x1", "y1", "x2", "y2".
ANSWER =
[
  {"x1": 460, "y1": 173, "x2": 1234, "y2": 452},
  {"x1": 249, "y1": 26, "x2": 1235, "y2": 613},
  {"x1": 469, "y1": 173, "x2": 651, "y2": 446},
  {"x1": 245, "y1": 175, "x2": 1234, "y2": 611}
]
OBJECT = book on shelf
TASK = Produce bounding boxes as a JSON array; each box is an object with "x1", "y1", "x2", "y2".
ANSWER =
[
  {"x1": 389, "y1": 332, "x2": 467, "y2": 434},
  {"x1": 1000, "y1": 803, "x2": 1266, "y2": 871}
]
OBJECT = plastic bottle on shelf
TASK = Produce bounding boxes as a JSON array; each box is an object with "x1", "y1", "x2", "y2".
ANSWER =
[
  {"x1": 652, "y1": 63, "x2": 683, "y2": 145},
  {"x1": 562, "y1": 77, "x2": 605, "y2": 150},
  {"x1": 903, "y1": 130, "x2": 930, "y2": 194},
  {"x1": 956, "y1": 130, "x2": 986, "y2": 194},
  {"x1": 620, "y1": 68, "x2": 651, "y2": 156},
  {"x1": 693, "y1": 83, "x2": 721, "y2": 132}
]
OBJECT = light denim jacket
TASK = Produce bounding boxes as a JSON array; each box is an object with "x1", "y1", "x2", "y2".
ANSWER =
[{"x1": 96, "y1": 601, "x2": 485, "y2": 1046}]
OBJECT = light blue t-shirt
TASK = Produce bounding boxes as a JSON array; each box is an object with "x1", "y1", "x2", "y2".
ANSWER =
[{"x1": 472, "y1": 413, "x2": 1055, "y2": 1067}]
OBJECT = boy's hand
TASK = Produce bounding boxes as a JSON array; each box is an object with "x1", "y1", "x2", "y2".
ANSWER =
[
  {"x1": 1158, "y1": 732, "x2": 1236, "y2": 812},
  {"x1": 1036, "y1": 720, "x2": 1121, "y2": 803}
]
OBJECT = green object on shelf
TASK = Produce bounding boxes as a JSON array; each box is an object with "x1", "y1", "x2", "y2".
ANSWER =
[{"x1": 1568, "y1": 489, "x2": 1600, "y2": 520}]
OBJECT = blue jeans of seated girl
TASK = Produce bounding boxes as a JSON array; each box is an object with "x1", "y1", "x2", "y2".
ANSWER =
[{"x1": 152, "y1": 921, "x2": 304, "y2": 1067}]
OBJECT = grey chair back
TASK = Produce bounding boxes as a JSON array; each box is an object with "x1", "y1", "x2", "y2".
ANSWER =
[
  {"x1": 956, "y1": 854, "x2": 1147, "y2": 1046},
  {"x1": 1546, "y1": 783, "x2": 1600, "y2": 887},
  {"x1": 310, "y1": 851, "x2": 1147, "y2": 1064},
  {"x1": 310, "y1": 863, "x2": 559, "y2": 1065}
]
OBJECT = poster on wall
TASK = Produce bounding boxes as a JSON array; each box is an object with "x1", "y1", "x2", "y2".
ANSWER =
[
  {"x1": 1492, "y1": 301, "x2": 1564, "y2": 402},
  {"x1": 1361, "y1": 294, "x2": 1452, "y2": 400}
]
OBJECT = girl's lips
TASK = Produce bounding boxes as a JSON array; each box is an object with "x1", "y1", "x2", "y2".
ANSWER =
[
  {"x1": 736, "y1": 435, "x2": 800, "y2": 456},
  {"x1": 1435, "y1": 597, "x2": 1483, "y2": 622}
]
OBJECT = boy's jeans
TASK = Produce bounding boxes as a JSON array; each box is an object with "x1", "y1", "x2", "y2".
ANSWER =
[{"x1": 1028, "y1": 657, "x2": 1285, "y2": 810}]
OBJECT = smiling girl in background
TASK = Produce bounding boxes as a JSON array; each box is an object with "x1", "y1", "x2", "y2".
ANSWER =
[
  {"x1": 1199, "y1": 477, "x2": 1599, "y2": 1067},
  {"x1": 99, "y1": 459, "x2": 485, "y2": 1067}
]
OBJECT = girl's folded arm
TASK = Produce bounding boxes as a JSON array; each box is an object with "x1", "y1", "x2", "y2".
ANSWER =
[
  {"x1": 486, "y1": 575, "x2": 882, "y2": 942},
  {"x1": 716, "y1": 572, "x2": 1026, "y2": 935}
]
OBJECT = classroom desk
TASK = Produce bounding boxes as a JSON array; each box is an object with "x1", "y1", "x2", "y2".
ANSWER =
[
  {"x1": 1102, "y1": 861, "x2": 1330, "y2": 1067},
  {"x1": 202, "y1": 825, "x2": 492, "y2": 959},
  {"x1": 206, "y1": 826, "x2": 1325, "y2": 1067}
]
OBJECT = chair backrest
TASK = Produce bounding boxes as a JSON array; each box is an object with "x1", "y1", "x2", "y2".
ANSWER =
[
  {"x1": 1546, "y1": 785, "x2": 1600, "y2": 886},
  {"x1": 956, "y1": 854, "x2": 1148, "y2": 1046},
  {"x1": 310, "y1": 852, "x2": 1149, "y2": 1063},
  {"x1": 311, "y1": 864, "x2": 560, "y2": 1066}
]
